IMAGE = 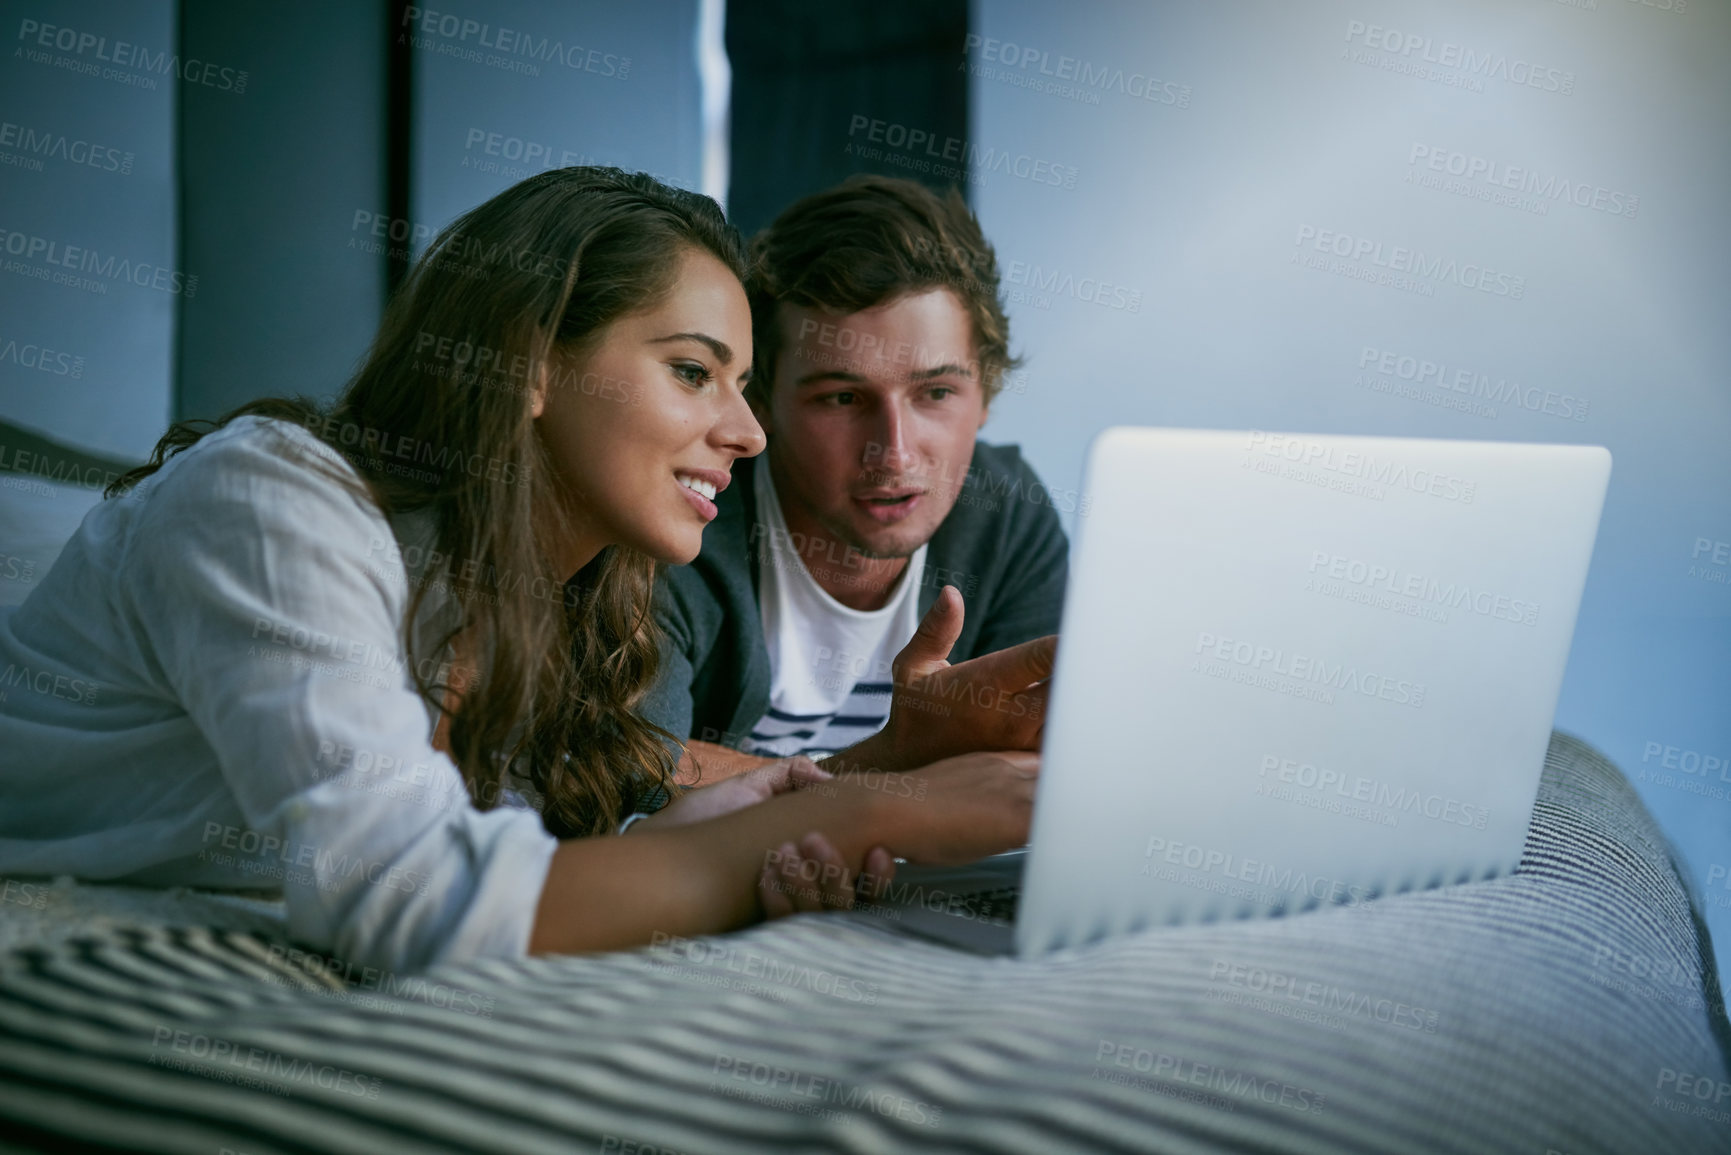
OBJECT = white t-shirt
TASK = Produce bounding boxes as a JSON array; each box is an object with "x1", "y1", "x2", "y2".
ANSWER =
[
  {"x1": 0, "y1": 417, "x2": 558, "y2": 973},
  {"x1": 744, "y1": 453, "x2": 926, "y2": 760}
]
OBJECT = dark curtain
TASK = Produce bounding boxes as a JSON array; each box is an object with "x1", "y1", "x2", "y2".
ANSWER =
[{"x1": 725, "y1": 0, "x2": 970, "y2": 238}]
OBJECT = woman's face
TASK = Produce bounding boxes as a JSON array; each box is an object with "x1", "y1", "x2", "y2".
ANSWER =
[{"x1": 535, "y1": 247, "x2": 764, "y2": 574}]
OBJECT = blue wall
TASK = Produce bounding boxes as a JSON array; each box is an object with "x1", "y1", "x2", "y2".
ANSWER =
[
  {"x1": 409, "y1": 0, "x2": 702, "y2": 246},
  {"x1": 0, "y1": 0, "x2": 177, "y2": 460},
  {"x1": 175, "y1": 0, "x2": 389, "y2": 418},
  {"x1": 0, "y1": 0, "x2": 705, "y2": 451},
  {"x1": 1, "y1": 0, "x2": 704, "y2": 598},
  {"x1": 5, "y1": 0, "x2": 1722, "y2": 983},
  {"x1": 968, "y1": 0, "x2": 1731, "y2": 979}
]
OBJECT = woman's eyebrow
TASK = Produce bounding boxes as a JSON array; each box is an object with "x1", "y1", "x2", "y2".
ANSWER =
[{"x1": 649, "y1": 332, "x2": 734, "y2": 364}]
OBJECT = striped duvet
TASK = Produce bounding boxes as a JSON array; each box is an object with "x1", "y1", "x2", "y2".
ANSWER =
[{"x1": 1, "y1": 731, "x2": 1728, "y2": 1154}]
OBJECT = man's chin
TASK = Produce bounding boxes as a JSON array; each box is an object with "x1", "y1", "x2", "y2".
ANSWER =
[{"x1": 839, "y1": 514, "x2": 942, "y2": 561}]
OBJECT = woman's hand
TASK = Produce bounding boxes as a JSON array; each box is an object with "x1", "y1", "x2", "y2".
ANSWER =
[
  {"x1": 529, "y1": 749, "x2": 1039, "y2": 954},
  {"x1": 631, "y1": 755, "x2": 832, "y2": 831},
  {"x1": 631, "y1": 757, "x2": 899, "y2": 920},
  {"x1": 755, "y1": 747, "x2": 1039, "y2": 922},
  {"x1": 757, "y1": 836, "x2": 897, "y2": 918},
  {"x1": 753, "y1": 749, "x2": 1037, "y2": 920}
]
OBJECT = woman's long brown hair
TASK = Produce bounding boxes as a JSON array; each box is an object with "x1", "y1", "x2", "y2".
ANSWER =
[{"x1": 110, "y1": 167, "x2": 743, "y2": 836}]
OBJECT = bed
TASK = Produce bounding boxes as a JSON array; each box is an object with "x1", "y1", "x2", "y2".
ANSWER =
[{"x1": 2, "y1": 731, "x2": 1728, "y2": 1153}]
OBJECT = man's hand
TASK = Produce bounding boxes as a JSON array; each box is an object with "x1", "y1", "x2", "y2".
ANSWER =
[
  {"x1": 878, "y1": 749, "x2": 1040, "y2": 865},
  {"x1": 824, "y1": 585, "x2": 1055, "y2": 776}
]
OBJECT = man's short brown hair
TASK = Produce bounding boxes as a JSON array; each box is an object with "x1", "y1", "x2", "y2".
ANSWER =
[{"x1": 744, "y1": 175, "x2": 1019, "y2": 408}]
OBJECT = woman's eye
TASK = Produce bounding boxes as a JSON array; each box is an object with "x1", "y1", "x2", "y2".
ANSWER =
[
  {"x1": 672, "y1": 361, "x2": 712, "y2": 387},
  {"x1": 928, "y1": 386, "x2": 955, "y2": 401}
]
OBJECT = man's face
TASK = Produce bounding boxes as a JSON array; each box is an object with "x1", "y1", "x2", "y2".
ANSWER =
[{"x1": 757, "y1": 289, "x2": 988, "y2": 559}]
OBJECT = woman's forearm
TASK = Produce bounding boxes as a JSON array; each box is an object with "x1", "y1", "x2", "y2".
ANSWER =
[{"x1": 527, "y1": 785, "x2": 896, "y2": 955}]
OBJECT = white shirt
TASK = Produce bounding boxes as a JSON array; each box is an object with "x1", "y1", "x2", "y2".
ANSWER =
[
  {"x1": 744, "y1": 454, "x2": 926, "y2": 760},
  {"x1": 0, "y1": 417, "x2": 558, "y2": 973}
]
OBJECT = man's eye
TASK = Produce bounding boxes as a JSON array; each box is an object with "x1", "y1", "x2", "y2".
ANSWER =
[
  {"x1": 927, "y1": 386, "x2": 955, "y2": 401},
  {"x1": 822, "y1": 391, "x2": 857, "y2": 406}
]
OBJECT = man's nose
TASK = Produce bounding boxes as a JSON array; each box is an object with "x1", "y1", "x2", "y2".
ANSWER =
[{"x1": 865, "y1": 405, "x2": 912, "y2": 473}]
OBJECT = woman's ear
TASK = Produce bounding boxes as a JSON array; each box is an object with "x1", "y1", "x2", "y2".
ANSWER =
[{"x1": 530, "y1": 359, "x2": 548, "y2": 419}]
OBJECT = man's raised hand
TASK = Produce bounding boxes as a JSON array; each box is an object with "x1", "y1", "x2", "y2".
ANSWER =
[{"x1": 826, "y1": 585, "x2": 1055, "y2": 776}]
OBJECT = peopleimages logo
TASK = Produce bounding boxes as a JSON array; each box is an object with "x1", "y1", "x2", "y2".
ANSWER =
[
  {"x1": 650, "y1": 932, "x2": 881, "y2": 1005},
  {"x1": 0, "y1": 334, "x2": 84, "y2": 377},
  {"x1": 0, "y1": 119, "x2": 133, "y2": 175},
  {"x1": 960, "y1": 34, "x2": 1191, "y2": 108},
  {"x1": 844, "y1": 115, "x2": 1080, "y2": 189},
  {"x1": 1141, "y1": 834, "x2": 1373, "y2": 907},
  {"x1": 150, "y1": 1028, "x2": 383, "y2": 1099},
  {"x1": 1343, "y1": 20, "x2": 1575, "y2": 95},
  {"x1": 397, "y1": 6, "x2": 630, "y2": 78},
  {"x1": 1004, "y1": 259, "x2": 1142, "y2": 313},
  {"x1": 1687, "y1": 536, "x2": 1730, "y2": 588},
  {"x1": 1206, "y1": 959, "x2": 1442, "y2": 1033},
  {"x1": 0, "y1": 443, "x2": 119, "y2": 491},
  {"x1": 1357, "y1": 346, "x2": 1588, "y2": 422},
  {"x1": 1257, "y1": 754, "x2": 1489, "y2": 830},
  {"x1": 0, "y1": 661, "x2": 99, "y2": 705},
  {"x1": 1294, "y1": 225, "x2": 1526, "y2": 300},
  {"x1": 711, "y1": 1055, "x2": 943, "y2": 1127},
  {"x1": 461, "y1": 127, "x2": 597, "y2": 177},
  {"x1": 0, "y1": 228, "x2": 197, "y2": 297},
  {"x1": 15, "y1": 18, "x2": 249, "y2": 92},
  {"x1": 1306, "y1": 550, "x2": 1541, "y2": 627},
  {"x1": 1244, "y1": 431, "x2": 1478, "y2": 504},
  {"x1": 1408, "y1": 144, "x2": 1638, "y2": 219},
  {"x1": 198, "y1": 822, "x2": 432, "y2": 897},
  {"x1": 1642, "y1": 741, "x2": 1730, "y2": 783},
  {"x1": 1093, "y1": 1041, "x2": 1327, "y2": 1115},
  {"x1": 1194, "y1": 630, "x2": 1427, "y2": 708}
]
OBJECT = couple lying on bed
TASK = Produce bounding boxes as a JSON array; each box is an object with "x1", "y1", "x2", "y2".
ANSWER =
[{"x1": 0, "y1": 169, "x2": 1068, "y2": 973}]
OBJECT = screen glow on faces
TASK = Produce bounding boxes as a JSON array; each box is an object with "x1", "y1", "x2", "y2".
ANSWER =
[
  {"x1": 533, "y1": 247, "x2": 764, "y2": 576},
  {"x1": 762, "y1": 289, "x2": 989, "y2": 560}
]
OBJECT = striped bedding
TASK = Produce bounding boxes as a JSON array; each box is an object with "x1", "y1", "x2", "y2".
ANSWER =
[{"x1": 1, "y1": 731, "x2": 1728, "y2": 1154}]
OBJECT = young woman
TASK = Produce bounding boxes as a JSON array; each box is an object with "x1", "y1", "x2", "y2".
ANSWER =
[{"x1": 0, "y1": 168, "x2": 1038, "y2": 973}]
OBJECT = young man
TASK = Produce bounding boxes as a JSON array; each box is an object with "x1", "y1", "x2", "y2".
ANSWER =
[{"x1": 641, "y1": 175, "x2": 1069, "y2": 783}]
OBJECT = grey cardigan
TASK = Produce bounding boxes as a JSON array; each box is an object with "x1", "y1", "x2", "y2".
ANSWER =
[{"x1": 639, "y1": 440, "x2": 1070, "y2": 754}]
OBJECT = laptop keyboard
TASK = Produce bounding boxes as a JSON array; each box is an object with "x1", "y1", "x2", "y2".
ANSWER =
[
  {"x1": 861, "y1": 883, "x2": 1021, "y2": 923},
  {"x1": 967, "y1": 886, "x2": 1020, "y2": 923}
]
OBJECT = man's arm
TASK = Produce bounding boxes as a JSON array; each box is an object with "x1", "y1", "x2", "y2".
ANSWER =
[
  {"x1": 801, "y1": 452, "x2": 1068, "y2": 783},
  {"x1": 970, "y1": 459, "x2": 1069, "y2": 658},
  {"x1": 818, "y1": 585, "x2": 1053, "y2": 779},
  {"x1": 691, "y1": 451, "x2": 1066, "y2": 789},
  {"x1": 639, "y1": 575, "x2": 704, "y2": 773}
]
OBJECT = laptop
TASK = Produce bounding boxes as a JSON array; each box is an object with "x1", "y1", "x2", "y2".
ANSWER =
[{"x1": 863, "y1": 427, "x2": 1611, "y2": 955}]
